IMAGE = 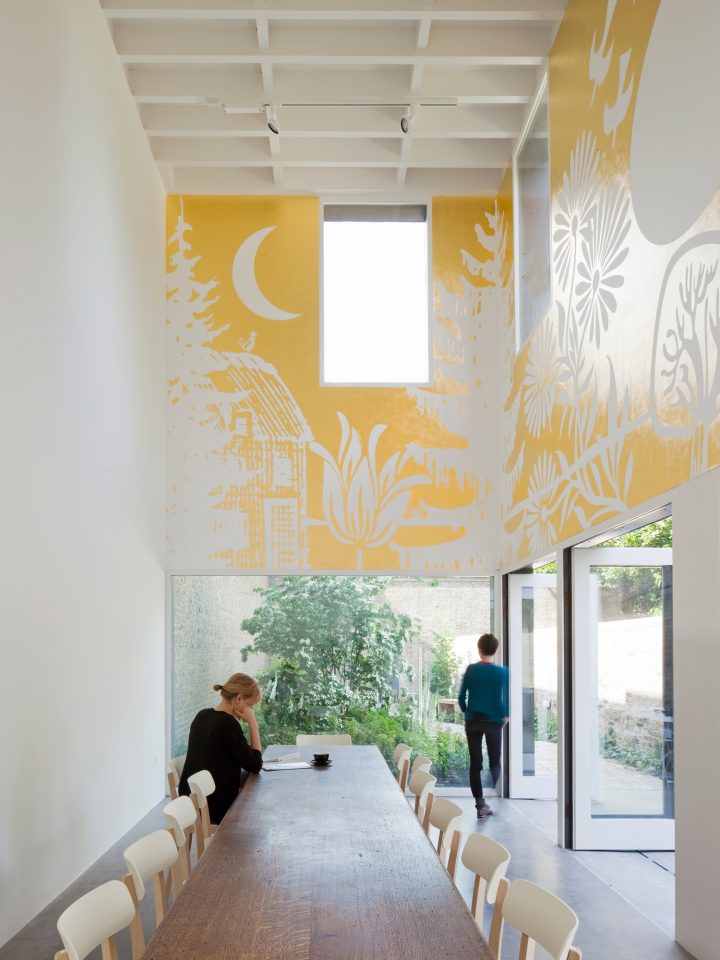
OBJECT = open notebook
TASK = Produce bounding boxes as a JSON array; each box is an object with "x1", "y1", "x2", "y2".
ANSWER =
[{"x1": 262, "y1": 752, "x2": 311, "y2": 771}]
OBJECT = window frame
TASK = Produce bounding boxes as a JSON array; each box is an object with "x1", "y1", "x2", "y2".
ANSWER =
[{"x1": 512, "y1": 73, "x2": 553, "y2": 354}]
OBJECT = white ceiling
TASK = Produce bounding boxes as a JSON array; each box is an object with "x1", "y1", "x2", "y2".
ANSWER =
[{"x1": 102, "y1": 0, "x2": 564, "y2": 200}]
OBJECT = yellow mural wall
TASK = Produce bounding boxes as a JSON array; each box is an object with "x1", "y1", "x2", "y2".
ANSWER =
[
  {"x1": 166, "y1": 195, "x2": 506, "y2": 573},
  {"x1": 503, "y1": 0, "x2": 720, "y2": 565}
]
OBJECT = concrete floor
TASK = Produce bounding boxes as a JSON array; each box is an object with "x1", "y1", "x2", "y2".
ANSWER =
[{"x1": 0, "y1": 796, "x2": 692, "y2": 960}]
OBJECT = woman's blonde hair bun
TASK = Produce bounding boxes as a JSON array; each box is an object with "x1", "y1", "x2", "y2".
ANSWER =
[{"x1": 214, "y1": 673, "x2": 261, "y2": 703}]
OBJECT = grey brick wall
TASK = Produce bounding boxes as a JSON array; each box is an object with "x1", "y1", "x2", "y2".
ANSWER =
[
  {"x1": 171, "y1": 575, "x2": 269, "y2": 754},
  {"x1": 382, "y1": 577, "x2": 494, "y2": 700}
]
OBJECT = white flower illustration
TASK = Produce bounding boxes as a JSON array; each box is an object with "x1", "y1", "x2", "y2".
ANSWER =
[
  {"x1": 524, "y1": 452, "x2": 559, "y2": 553},
  {"x1": 523, "y1": 320, "x2": 559, "y2": 437},
  {"x1": 311, "y1": 413, "x2": 431, "y2": 569},
  {"x1": 575, "y1": 183, "x2": 631, "y2": 348},
  {"x1": 552, "y1": 132, "x2": 600, "y2": 293}
]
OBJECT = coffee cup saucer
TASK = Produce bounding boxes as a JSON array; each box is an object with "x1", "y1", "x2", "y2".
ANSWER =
[{"x1": 311, "y1": 759, "x2": 332, "y2": 767}]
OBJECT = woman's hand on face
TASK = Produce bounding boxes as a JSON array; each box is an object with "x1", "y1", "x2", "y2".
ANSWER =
[{"x1": 234, "y1": 701, "x2": 257, "y2": 723}]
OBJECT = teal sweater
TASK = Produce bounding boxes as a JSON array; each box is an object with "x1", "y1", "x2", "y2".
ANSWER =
[{"x1": 458, "y1": 662, "x2": 508, "y2": 725}]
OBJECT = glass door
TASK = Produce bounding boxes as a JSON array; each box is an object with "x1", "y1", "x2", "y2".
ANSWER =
[
  {"x1": 508, "y1": 574, "x2": 558, "y2": 799},
  {"x1": 572, "y1": 547, "x2": 674, "y2": 849}
]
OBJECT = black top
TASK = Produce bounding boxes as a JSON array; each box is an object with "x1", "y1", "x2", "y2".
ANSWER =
[{"x1": 179, "y1": 708, "x2": 263, "y2": 824}]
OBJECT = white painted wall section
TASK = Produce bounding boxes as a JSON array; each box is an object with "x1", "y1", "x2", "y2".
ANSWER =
[
  {"x1": 673, "y1": 468, "x2": 720, "y2": 960},
  {"x1": 0, "y1": 0, "x2": 166, "y2": 945}
]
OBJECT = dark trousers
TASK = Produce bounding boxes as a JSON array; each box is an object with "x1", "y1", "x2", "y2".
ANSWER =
[{"x1": 465, "y1": 715, "x2": 502, "y2": 805}]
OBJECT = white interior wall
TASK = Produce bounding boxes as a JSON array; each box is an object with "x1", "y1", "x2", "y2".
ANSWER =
[
  {"x1": 0, "y1": 0, "x2": 166, "y2": 945},
  {"x1": 672, "y1": 468, "x2": 720, "y2": 960}
]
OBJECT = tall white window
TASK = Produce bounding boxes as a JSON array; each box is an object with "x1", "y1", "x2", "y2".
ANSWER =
[{"x1": 322, "y1": 205, "x2": 430, "y2": 385}]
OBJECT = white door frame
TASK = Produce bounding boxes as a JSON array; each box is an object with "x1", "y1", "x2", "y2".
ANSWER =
[
  {"x1": 508, "y1": 573, "x2": 558, "y2": 799},
  {"x1": 572, "y1": 547, "x2": 674, "y2": 850}
]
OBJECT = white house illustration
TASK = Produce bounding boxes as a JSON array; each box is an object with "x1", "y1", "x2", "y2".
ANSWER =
[{"x1": 210, "y1": 350, "x2": 313, "y2": 571}]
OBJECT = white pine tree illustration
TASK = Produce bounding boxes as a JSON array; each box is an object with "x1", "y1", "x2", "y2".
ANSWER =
[{"x1": 166, "y1": 201, "x2": 228, "y2": 558}]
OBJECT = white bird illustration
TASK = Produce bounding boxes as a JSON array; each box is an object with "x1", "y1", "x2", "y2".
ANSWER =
[
  {"x1": 238, "y1": 331, "x2": 256, "y2": 352},
  {"x1": 604, "y1": 49, "x2": 634, "y2": 146},
  {"x1": 588, "y1": 0, "x2": 618, "y2": 103}
]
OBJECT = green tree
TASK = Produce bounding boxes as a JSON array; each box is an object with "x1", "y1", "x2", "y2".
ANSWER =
[
  {"x1": 598, "y1": 517, "x2": 672, "y2": 617},
  {"x1": 429, "y1": 634, "x2": 461, "y2": 698},
  {"x1": 241, "y1": 576, "x2": 417, "y2": 737}
]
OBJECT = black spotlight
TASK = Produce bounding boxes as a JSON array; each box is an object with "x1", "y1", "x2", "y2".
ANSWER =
[
  {"x1": 400, "y1": 115, "x2": 410, "y2": 134},
  {"x1": 267, "y1": 105, "x2": 279, "y2": 134}
]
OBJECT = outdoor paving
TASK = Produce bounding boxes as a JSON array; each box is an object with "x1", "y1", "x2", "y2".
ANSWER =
[{"x1": 437, "y1": 732, "x2": 667, "y2": 815}]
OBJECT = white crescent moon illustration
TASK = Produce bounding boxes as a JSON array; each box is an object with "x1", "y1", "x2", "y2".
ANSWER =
[{"x1": 232, "y1": 226, "x2": 299, "y2": 321}]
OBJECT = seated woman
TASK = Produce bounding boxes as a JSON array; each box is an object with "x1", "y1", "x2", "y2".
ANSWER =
[{"x1": 179, "y1": 672, "x2": 263, "y2": 824}]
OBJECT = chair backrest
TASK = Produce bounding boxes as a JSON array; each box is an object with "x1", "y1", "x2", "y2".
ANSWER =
[
  {"x1": 122, "y1": 830, "x2": 179, "y2": 959},
  {"x1": 407, "y1": 769, "x2": 437, "y2": 832},
  {"x1": 164, "y1": 795, "x2": 198, "y2": 885},
  {"x1": 166, "y1": 753, "x2": 186, "y2": 800},
  {"x1": 428, "y1": 798, "x2": 463, "y2": 880},
  {"x1": 394, "y1": 745, "x2": 411, "y2": 792},
  {"x1": 164, "y1": 795, "x2": 197, "y2": 844},
  {"x1": 499, "y1": 878, "x2": 580, "y2": 960},
  {"x1": 460, "y1": 832, "x2": 511, "y2": 930},
  {"x1": 295, "y1": 733, "x2": 353, "y2": 745},
  {"x1": 411, "y1": 754, "x2": 432, "y2": 776},
  {"x1": 187, "y1": 770, "x2": 217, "y2": 856},
  {"x1": 187, "y1": 769, "x2": 216, "y2": 810},
  {"x1": 393, "y1": 742, "x2": 411, "y2": 764},
  {"x1": 55, "y1": 880, "x2": 135, "y2": 960},
  {"x1": 124, "y1": 829, "x2": 179, "y2": 901}
]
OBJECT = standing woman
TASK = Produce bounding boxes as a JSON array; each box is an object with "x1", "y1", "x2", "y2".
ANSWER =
[
  {"x1": 458, "y1": 634, "x2": 508, "y2": 820},
  {"x1": 179, "y1": 672, "x2": 263, "y2": 824}
]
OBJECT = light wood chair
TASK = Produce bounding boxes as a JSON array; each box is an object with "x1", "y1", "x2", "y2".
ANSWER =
[
  {"x1": 187, "y1": 769, "x2": 217, "y2": 857},
  {"x1": 163, "y1": 795, "x2": 198, "y2": 885},
  {"x1": 55, "y1": 879, "x2": 136, "y2": 960},
  {"x1": 392, "y1": 743, "x2": 411, "y2": 763},
  {"x1": 427, "y1": 798, "x2": 463, "y2": 881},
  {"x1": 295, "y1": 733, "x2": 353, "y2": 745},
  {"x1": 122, "y1": 829, "x2": 179, "y2": 959},
  {"x1": 460, "y1": 832, "x2": 511, "y2": 953},
  {"x1": 394, "y1": 744, "x2": 411, "y2": 792},
  {"x1": 410, "y1": 754, "x2": 432, "y2": 776},
  {"x1": 166, "y1": 753, "x2": 186, "y2": 800},
  {"x1": 492, "y1": 877, "x2": 582, "y2": 960},
  {"x1": 407, "y1": 768, "x2": 436, "y2": 832}
]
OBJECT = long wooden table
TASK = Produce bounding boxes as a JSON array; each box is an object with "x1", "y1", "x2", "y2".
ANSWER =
[{"x1": 144, "y1": 745, "x2": 494, "y2": 960}]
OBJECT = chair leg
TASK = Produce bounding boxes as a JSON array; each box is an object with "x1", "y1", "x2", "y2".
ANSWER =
[
  {"x1": 121, "y1": 876, "x2": 146, "y2": 960},
  {"x1": 470, "y1": 876, "x2": 487, "y2": 925},
  {"x1": 447, "y1": 829, "x2": 461, "y2": 881},
  {"x1": 101, "y1": 934, "x2": 120, "y2": 960},
  {"x1": 190, "y1": 796, "x2": 206, "y2": 858},
  {"x1": 154, "y1": 872, "x2": 168, "y2": 925},
  {"x1": 183, "y1": 825, "x2": 194, "y2": 874},
  {"x1": 167, "y1": 772, "x2": 178, "y2": 800},
  {"x1": 488, "y1": 876, "x2": 508, "y2": 960},
  {"x1": 422, "y1": 794, "x2": 434, "y2": 833},
  {"x1": 518, "y1": 933, "x2": 535, "y2": 960},
  {"x1": 170, "y1": 855, "x2": 186, "y2": 896},
  {"x1": 195, "y1": 816, "x2": 206, "y2": 857},
  {"x1": 399, "y1": 758, "x2": 409, "y2": 792}
]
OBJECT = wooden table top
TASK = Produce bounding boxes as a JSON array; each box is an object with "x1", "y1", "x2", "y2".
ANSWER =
[{"x1": 144, "y1": 745, "x2": 494, "y2": 960}]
